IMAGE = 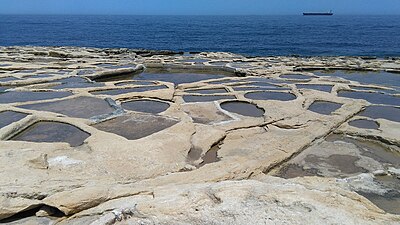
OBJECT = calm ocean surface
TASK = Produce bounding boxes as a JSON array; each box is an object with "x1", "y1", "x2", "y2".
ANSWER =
[{"x1": 1, "y1": 15, "x2": 399, "y2": 57}]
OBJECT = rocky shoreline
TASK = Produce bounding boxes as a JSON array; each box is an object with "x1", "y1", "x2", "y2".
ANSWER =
[{"x1": 0, "y1": 46, "x2": 399, "y2": 224}]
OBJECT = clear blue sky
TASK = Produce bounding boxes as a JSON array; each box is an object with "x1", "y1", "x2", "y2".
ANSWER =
[{"x1": 0, "y1": 0, "x2": 399, "y2": 15}]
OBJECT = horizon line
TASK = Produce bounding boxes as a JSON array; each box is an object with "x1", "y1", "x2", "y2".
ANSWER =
[{"x1": 1, "y1": 13, "x2": 400, "y2": 16}]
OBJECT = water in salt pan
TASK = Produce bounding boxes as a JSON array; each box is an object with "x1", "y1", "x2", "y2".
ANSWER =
[
  {"x1": 96, "y1": 64, "x2": 134, "y2": 69},
  {"x1": 308, "y1": 101, "x2": 342, "y2": 115},
  {"x1": 178, "y1": 59, "x2": 209, "y2": 64},
  {"x1": 249, "y1": 82, "x2": 286, "y2": 88},
  {"x1": 23, "y1": 74, "x2": 53, "y2": 79},
  {"x1": 233, "y1": 86, "x2": 290, "y2": 92},
  {"x1": 0, "y1": 86, "x2": 12, "y2": 93},
  {"x1": 358, "y1": 176, "x2": 400, "y2": 215},
  {"x1": 245, "y1": 91, "x2": 296, "y2": 101},
  {"x1": 357, "y1": 105, "x2": 400, "y2": 122},
  {"x1": 280, "y1": 74, "x2": 313, "y2": 80},
  {"x1": 275, "y1": 134, "x2": 400, "y2": 214},
  {"x1": 208, "y1": 61, "x2": 228, "y2": 66},
  {"x1": 18, "y1": 96, "x2": 115, "y2": 119},
  {"x1": 314, "y1": 70, "x2": 400, "y2": 89},
  {"x1": 186, "y1": 88, "x2": 227, "y2": 94},
  {"x1": 183, "y1": 95, "x2": 235, "y2": 103},
  {"x1": 91, "y1": 86, "x2": 167, "y2": 96},
  {"x1": 0, "y1": 111, "x2": 28, "y2": 129},
  {"x1": 348, "y1": 119, "x2": 380, "y2": 130},
  {"x1": 207, "y1": 78, "x2": 238, "y2": 85},
  {"x1": 115, "y1": 80, "x2": 155, "y2": 86},
  {"x1": 92, "y1": 114, "x2": 178, "y2": 140},
  {"x1": 121, "y1": 100, "x2": 170, "y2": 114},
  {"x1": 0, "y1": 91, "x2": 72, "y2": 104},
  {"x1": 11, "y1": 121, "x2": 90, "y2": 147},
  {"x1": 245, "y1": 77, "x2": 288, "y2": 84},
  {"x1": 0, "y1": 76, "x2": 20, "y2": 82},
  {"x1": 296, "y1": 84, "x2": 334, "y2": 92},
  {"x1": 134, "y1": 72, "x2": 227, "y2": 85},
  {"x1": 199, "y1": 144, "x2": 221, "y2": 167},
  {"x1": 338, "y1": 91, "x2": 399, "y2": 106},
  {"x1": 51, "y1": 77, "x2": 104, "y2": 89},
  {"x1": 220, "y1": 101, "x2": 265, "y2": 117}
]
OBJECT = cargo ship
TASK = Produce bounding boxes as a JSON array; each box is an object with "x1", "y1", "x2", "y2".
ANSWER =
[{"x1": 303, "y1": 10, "x2": 333, "y2": 16}]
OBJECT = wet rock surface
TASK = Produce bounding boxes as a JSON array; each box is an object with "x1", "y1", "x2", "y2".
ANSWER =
[
  {"x1": 0, "y1": 46, "x2": 400, "y2": 224},
  {"x1": 274, "y1": 134, "x2": 400, "y2": 214}
]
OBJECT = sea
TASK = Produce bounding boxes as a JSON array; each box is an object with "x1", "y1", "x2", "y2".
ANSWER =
[{"x1": 0, "y1": 15, "x2": 399, "y2": 57}]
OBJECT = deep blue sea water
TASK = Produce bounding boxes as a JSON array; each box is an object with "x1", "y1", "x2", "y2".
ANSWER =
[{"x1": 0, "y1": 15, "x2": 400, "y2": 57}]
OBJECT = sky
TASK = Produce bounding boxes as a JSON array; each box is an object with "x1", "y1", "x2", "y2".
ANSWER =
[{"x1": 0, "y1": 0, "x2": 399, "y2": 15}]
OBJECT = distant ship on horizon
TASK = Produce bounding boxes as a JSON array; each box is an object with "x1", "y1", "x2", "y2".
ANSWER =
[{"x1": 303, "y1": 10, "x2": 333, "y2": 16}]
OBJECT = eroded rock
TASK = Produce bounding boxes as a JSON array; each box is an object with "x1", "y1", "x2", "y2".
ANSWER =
[{"x1": 1, "y1": 46, "x2": 400, "y2": 223}]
